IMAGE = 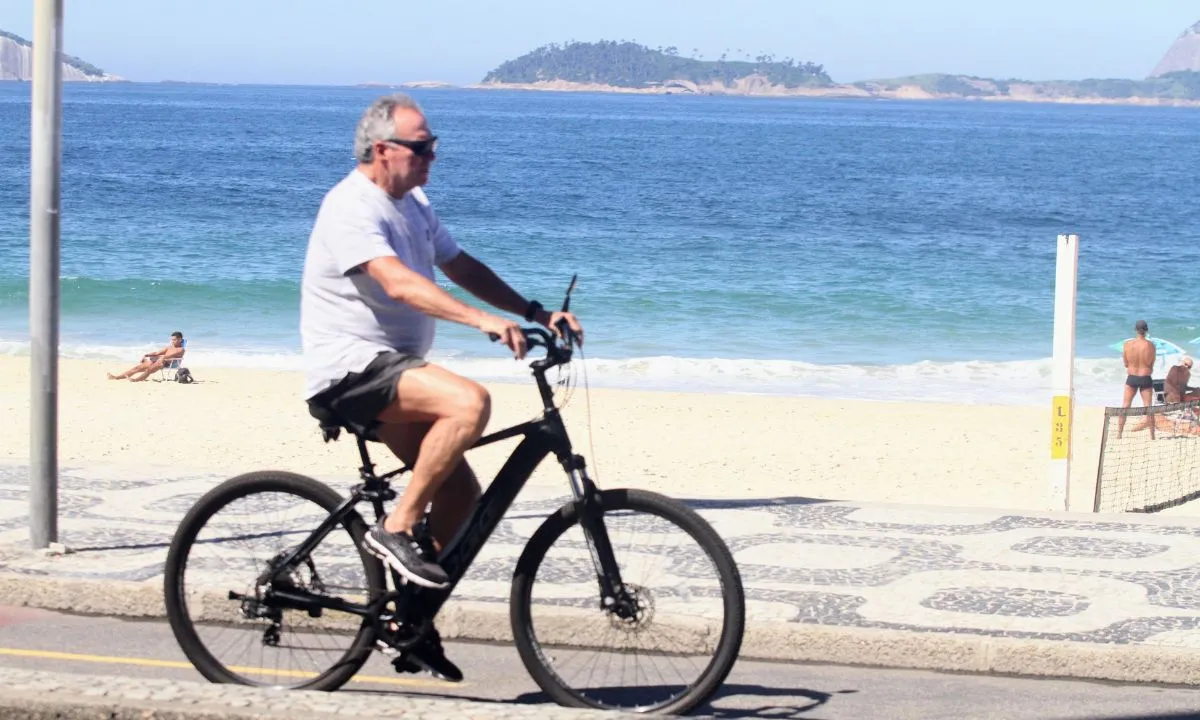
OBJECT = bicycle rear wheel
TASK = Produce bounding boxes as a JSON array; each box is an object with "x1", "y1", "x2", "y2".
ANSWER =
[
  {"x1": 510, "y1": 488, "x2": 745, "y2": 715},
  {"x1": 164, "y1": 471, "x2": 385, "y2": 690}
]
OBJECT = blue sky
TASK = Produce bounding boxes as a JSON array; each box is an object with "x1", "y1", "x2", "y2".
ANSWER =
[{"x1": 3, "y1": 1, "x2": 1196, "y2": 85}]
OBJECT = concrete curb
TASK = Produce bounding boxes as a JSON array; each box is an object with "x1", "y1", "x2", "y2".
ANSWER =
[
  {"x1": 3, "y1": 574, "x2": 1199, "y2": 687},
  {"x1": 0, "y1": 667, "x2": 638, "y2": 719}
]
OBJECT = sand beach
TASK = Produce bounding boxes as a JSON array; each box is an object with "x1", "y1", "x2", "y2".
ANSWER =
[{"x1": 0, "y1": 356, "x2": 1110, "y2": 513}]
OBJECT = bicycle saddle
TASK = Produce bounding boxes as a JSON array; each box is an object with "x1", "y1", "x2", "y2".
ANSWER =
[{"x1": 307, "y1": 403, "x2": 378, "y2": 443}]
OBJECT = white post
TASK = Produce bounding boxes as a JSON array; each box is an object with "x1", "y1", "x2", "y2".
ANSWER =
[
  {"x1": 29, "y1": 0, "x2": 64, "y2": 548},
  {"x1": 1049, "y1": 233, "x2": 1079, "y2": 511}
]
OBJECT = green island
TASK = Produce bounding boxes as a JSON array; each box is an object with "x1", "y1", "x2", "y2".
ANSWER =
[
  {"x1": 0, "y1": 29, "x2": 109, "y2": 78},
  {"x1": 479, "y1": 40, "x2": 1200, "y2": 105},
  {"x1": 483, "y1": 40, "x2": 831, "y2": 90}
]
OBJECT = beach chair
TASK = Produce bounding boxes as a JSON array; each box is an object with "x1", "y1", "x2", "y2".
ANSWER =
[{"x1": 158, "y1": 340, "x2": 187, "y2": 382}]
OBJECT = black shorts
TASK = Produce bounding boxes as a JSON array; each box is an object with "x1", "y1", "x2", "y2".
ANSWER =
[
  {"x1": 307, "y1": 352, "x2": 427, "y2": 440},
  {"x1": 1125, "y1": 374, "x2": 1154, "y2": 390}
]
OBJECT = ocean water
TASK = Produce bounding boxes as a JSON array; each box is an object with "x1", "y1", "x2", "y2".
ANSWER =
[{"x1": 2, "y1": 83, "x2": 1199, "y2": 406}]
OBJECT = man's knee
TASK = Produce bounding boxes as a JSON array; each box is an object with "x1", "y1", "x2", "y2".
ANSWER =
[
  {"x1": 389, "y1": 365, "x2": 491, "y2": 427},
  {"x1": 450, "y1": 381, "x2": 491, "y2": 427}
]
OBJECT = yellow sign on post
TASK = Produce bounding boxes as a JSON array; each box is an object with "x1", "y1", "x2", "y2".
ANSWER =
[{"x1": 1051, "y1": 395, "x2": 1071, "y2": 460}]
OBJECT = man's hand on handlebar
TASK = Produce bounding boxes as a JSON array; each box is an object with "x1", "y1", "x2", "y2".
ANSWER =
[
  {"x1": 479, "y1": 315, "x2": 528, "y2": 359},
  {"x1": 534, "y1": 309, "x2": 584, "y2": 347}
]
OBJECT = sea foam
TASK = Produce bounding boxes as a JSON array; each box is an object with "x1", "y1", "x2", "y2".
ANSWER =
[{"x1": 0, "y1": 339, "x2": 1136, "y2": 407}]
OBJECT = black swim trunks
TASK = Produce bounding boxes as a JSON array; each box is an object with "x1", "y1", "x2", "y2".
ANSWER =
[
  {"x1": 307, "y1": 351, "x2": 427, "y2": 440},
  {"x1": 1125, "y1": 374, "x2": 1154, "y2": 390}
]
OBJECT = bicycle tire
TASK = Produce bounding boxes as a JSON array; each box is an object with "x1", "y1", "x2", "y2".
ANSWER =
[
  {"x1": 164, "y1": 470, "x2": 385, "y2": 691},
  {"x1": 510, "y1": 488, "x2": 745, "y2": 715}
]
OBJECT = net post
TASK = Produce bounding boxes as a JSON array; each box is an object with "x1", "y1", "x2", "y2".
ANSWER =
[
  {"x1": 1093, "y1": 407, "x2": 1112, "y2": 512},
  {"x1": 1050, "y1": 233, "x2": 1079, "y2": 511},
  {"x1": 29, "y1": 0, "x2": 64, "y2": 549}
]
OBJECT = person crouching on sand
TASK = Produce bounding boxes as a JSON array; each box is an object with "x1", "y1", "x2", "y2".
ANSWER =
[{"x1": 107, "y1": 331, "x2": 185, "y2": 382}]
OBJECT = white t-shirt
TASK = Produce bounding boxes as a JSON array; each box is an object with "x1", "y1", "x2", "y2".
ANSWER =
[{"x1": 300, "y1": 170, "x2": 461, "y2": 399}]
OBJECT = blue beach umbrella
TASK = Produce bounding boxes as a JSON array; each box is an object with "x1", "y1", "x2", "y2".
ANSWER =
[
  {"x1": 1108, "y1": 336, "x2": 1188, "y2": 356},
  {"x1": 1109, "y1": 336, "x2": 1188, "y2": 377}
]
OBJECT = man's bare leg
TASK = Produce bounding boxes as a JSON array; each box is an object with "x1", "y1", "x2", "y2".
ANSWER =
[
  {"x1": 1141, "y1": 387, "x2": 1156, "y2": 439},
  {"x1": 375, "y1": 422, "x2": 481, "y2": 553},
  {"x1": 108, "y1": 361, "x2": 149, "y2": 380},
  {"x1": 129, "y1": 360, "x2": 164, "y2": 382},
  {"x1": 371, "y1": 415, "x2": 479, "y2": 679},
  {"x1": 375, "y1": 365, "x2": 490, "y2": 536},
  {"x1": 1118, "y1": 384, "x2": 1136, "y2": 438}
]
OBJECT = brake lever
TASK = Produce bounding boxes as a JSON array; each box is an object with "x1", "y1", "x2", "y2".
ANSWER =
[{"x1": 554, "y1": 318, "x2": 577, "y2": 350}]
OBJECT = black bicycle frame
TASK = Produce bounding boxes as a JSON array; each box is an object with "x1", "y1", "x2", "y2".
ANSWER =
[{"x1": 265, "y1": 361, "x2": 628, "y2": 625}]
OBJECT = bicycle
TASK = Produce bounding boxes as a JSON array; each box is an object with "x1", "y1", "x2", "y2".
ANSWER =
[{"x1": 163, "y1": 278, "x2": 746, "y2": 715}]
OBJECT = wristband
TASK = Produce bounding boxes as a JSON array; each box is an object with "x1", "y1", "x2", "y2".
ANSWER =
[{"x1": 524, "y1": 300, "x2": 544, "y2": 323}]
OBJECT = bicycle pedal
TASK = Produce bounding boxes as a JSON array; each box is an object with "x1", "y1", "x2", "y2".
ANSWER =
[
  {"x1": 392, "y1": 651, "x2": 463, "y2": 683},
  {"x1": 391, "y1": 654, "x2": 422, "y2": 675}
]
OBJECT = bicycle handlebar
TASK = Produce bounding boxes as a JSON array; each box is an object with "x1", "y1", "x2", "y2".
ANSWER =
[
  {"x1": 487, "y1": 274, "x2": 580, "y2": 370},
  {"x1": 488, "y1": 325, "x2": 576, "y2": 369}
]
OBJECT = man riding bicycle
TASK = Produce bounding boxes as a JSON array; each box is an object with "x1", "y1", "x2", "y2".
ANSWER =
[{"x1": 300, "y1": 93, "x2": 584, "y2": 681}]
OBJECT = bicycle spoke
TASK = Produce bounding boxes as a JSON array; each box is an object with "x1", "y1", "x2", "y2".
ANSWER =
[
  {"x1": 517, "y1": 490, "x2": 743, "y2": 713},
  {"x1": 166, "y1": 472, "x2": 383, "y2": 691}
]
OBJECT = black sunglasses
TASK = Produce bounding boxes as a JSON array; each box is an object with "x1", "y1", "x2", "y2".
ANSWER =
[{"x1": 382, "y1": 136, "x2": 438, "y2": 157}]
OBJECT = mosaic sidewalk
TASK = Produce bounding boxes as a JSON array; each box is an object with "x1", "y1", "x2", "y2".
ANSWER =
[{"x1": 2, "y1": 461, "x2": 1200, "y2": 650}]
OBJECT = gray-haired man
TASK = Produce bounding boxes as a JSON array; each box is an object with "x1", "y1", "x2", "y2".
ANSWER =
[{"x1": 300, "y1": 94, "x2": 583, "y2": 680}]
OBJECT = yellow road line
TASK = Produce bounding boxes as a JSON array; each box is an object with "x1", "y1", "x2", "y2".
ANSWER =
[{"x1": 0, "y1": 647, "x2": 458, "y2": 688}]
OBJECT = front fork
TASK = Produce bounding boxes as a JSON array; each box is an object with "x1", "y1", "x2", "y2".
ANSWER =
[{"x1": 562, "y1": 454, "x2": 635, "y2": 617}]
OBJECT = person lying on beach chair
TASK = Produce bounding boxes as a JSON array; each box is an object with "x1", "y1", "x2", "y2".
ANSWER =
[
  {"x1": 107, "y1": 331, "x2": 186, "y2": 382},
  {"x1": 1165, "y1": 356, "x2": 1200, "y2": 404}
]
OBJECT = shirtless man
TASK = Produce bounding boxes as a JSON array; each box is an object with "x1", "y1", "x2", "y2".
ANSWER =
[
  {"x1": 1119, "y1": 320, "x2": 1156, "y2": 438},
  {"x1": 107, "y1": 331, "x2": 185, "y2": 382},
  {"x1": 1165, "y1": 356, "x2": 1200, "y2": 404}
]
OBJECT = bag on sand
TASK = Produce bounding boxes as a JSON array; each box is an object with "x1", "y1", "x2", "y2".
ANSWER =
[{"x1": 176, "y1": 367, "x2": 195, "y2": 384}]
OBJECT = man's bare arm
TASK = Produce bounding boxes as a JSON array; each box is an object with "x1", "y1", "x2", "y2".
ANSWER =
[
  {"x1": 440, "y1": 251, "x2": 549, "y2": 324},
  {"x1": 364, "y1": 256, "x2": 488, "y2": 328},
  {"x1": 364, "y1": 255, "x2": 530, "y2": 355}
]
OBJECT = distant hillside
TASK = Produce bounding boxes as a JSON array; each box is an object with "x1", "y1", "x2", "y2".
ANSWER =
[
  {"x1": 1151, "y1": 20, "x2": 1200, "y2": 77},
  {"x1": 856, "y1": 71, "x2": 1200, "y2": 102},
  {"x1": 479, "y1": 34, "x2": 1200, "y2": 107},
  {"x1": 481, "y1": 41, "x2": 831, "y2": 93},
  {"x1": 0, "y1": 29, "x2": 122, "y2": 82}
]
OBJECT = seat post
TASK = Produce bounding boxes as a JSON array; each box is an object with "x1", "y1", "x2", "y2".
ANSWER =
[{"x1": 356, "y1": 436, "x2": 376, "y2": 481}]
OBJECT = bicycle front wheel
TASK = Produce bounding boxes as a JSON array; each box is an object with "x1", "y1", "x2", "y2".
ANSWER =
[
  {"x1": 164, "y1": 470, "x2": 385, "y2": 691},
  {"x1": 510, "y1": 488, "x2": 745, "y2": 715}
]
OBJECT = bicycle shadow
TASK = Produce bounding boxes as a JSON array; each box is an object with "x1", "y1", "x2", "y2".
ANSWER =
[
  {"x1": 1114, "y1": 714, "x2": 1200, "y2": 720},
  {"x1": 700, "y1": 684, "x2": 860, "y2": 718},
  {"x1": 508, "y1": 684, "x2": 855, "y2": 717},
  {"x1": 71, "y1": 528, "x2": 310, "y2": 553},
  {"x1": 355, "y1": 683, "x2": 853, "y2": 717},
  {"x1": 678, "y1": 496, "x2": 835, "y2": 511}
]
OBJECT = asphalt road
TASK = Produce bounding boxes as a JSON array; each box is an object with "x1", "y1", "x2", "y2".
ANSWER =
[{"x1": 0, "y1": 606, "x2": 1198, "y2": 719}]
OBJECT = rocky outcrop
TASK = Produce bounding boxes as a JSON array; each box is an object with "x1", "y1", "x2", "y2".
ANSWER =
[
  {"x1": 0, "y1": 32, "x2": 122, "y2": 82},
  {"x1": 1150, "y1": 21, "x2": 1200, "y2": 77},
  {"x1": 476, "y1": 74, "x2": 1200, "y2": 107}
]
